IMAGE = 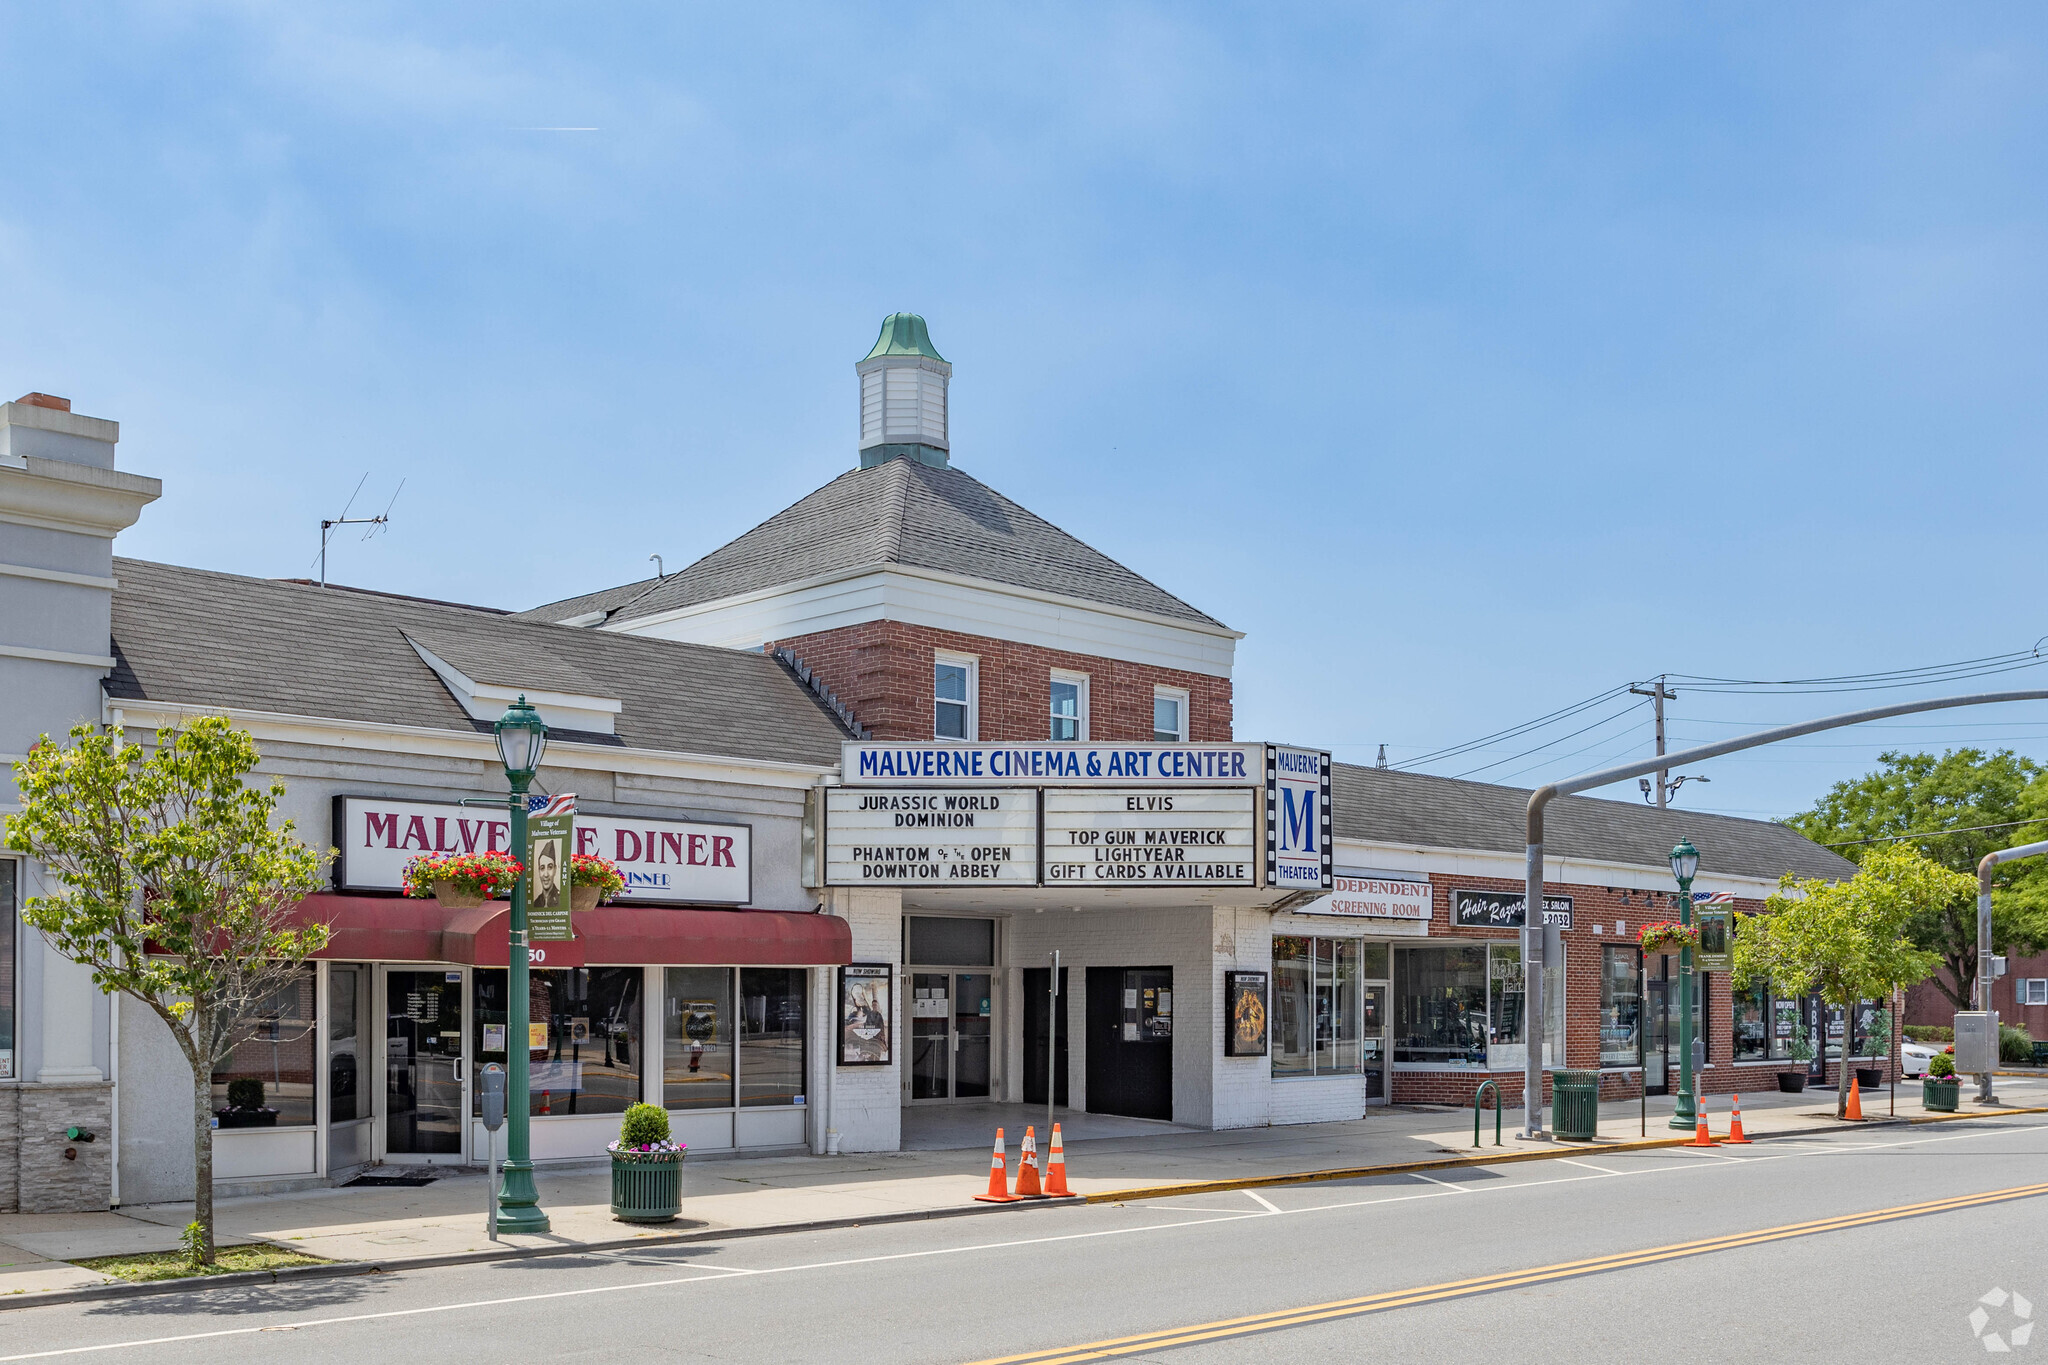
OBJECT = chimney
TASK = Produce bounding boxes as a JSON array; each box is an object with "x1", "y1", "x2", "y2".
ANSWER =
[
  {"x1": 1, "y1": 392, "x2": 118, "y2": 468},
  {"x1": 856, "y1": 313, "x2": 950, "y2": 469}
]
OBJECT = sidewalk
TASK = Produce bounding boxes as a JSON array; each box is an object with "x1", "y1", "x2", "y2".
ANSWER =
[{"x1": 6, "y1": 1073, "x2": 2043, "y2": 1304}]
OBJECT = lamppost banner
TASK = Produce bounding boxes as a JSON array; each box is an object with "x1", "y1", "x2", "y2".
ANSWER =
[{"x1": 527, "y1": 793, "x2": 576, "y2": 941}]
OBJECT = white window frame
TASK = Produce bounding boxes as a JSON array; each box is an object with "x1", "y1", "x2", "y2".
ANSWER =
[
  {"x1": 2025, "y1": 978, "x2": 2048, "y2": 1007},
  {"x1": 934, "y1": 651, "x2": 979, "y2": 742},
  {"x1": 1049, "y1": 670, "x2": 1090, "y2": 743},
  {"x1": 1152, "y1": 685, "x2": 1189, "y2": 743}
]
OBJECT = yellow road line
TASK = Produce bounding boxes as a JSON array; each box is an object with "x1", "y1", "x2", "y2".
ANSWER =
[{"x1": 965, "y1": 1181, "x2": 2048, "y2": 1365}]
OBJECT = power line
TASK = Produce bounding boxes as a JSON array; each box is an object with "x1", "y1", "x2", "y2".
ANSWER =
[
  {"x1": 1453, "y1": 699, "x2": 1649, "y2": 780},
  {"x1": 1392, "y1": 684, "x2": 1634, "y2": 771},
  {"x1": 1818, "y1": 819, "x2": 2045, "y2": 849}
]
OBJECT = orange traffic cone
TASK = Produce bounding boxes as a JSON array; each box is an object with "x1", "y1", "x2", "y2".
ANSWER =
[
  {"x1": 1724, "y1": 1094, "x2": 1752, "y2": 1144},
  {"x1": 973, "y1": 1128, "x2": 1018, "y2": 1203},
  {"x1": 1044, "y1": 1123, "x2": 1071, "y2": 1197},
  {"x1": 1013, "y1": 1126, "x2": 1045, "y2": 1198},
  {"x1": 1687, "y1": 1095, "x2": 1718, "y2": 1147},
  {"x1": 1846, "y1": 1076, "x2": 1864, "y2": 1121}
]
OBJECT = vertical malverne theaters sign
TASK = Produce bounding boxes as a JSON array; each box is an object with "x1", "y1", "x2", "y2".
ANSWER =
[{"x1": 1265, "y1": 746, "x2": 1333, "y2": 893}]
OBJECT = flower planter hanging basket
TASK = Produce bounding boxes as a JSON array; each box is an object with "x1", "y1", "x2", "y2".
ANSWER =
[
  {"x1": 405, "y1": 852, "x2": 523, "y2": 909},
  {"x1": 431, "y1": 881, "x2": 486, "y2": 910},
  {"x1": 570, "y1": 855, "x2": 625, "y2": 913},
  {"x1": 1638, "y1": 921, "x2": 1700, "y2": 954},
  {"x1": 571, "y1": 885, "x2": 603, "y2": 912}
]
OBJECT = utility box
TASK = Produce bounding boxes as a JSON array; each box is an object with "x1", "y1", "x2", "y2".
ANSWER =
[{"x1": 1954, "y1": 1012, "x2": 1997, "y2": 1073}]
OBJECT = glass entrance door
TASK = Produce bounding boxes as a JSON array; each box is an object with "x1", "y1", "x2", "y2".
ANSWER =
[
  {"x1": 1362, "y1": 983, "x2": 1388, "y2": 1102},
  {"x1": 907, "y1": 971, "x2": 995, "y2": 1101},
  {"x1": 1645, "y1": 973, "x2": 1670, "y2": 1094},
  {"x1": 384, "y1": 969, "x2": 467, "y2": 1161}
]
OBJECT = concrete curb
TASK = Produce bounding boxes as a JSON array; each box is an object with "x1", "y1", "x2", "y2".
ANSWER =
[
  {"x1": 0, "y1": 1196, "x2": 1085, "y2": 1313},
  {"x1": 1079, "y1": 1104, "x2": 2048, "y2": 1206},
  {"x1": 12, "y1": 1103, "x2": 2046, "y2": 1312}
]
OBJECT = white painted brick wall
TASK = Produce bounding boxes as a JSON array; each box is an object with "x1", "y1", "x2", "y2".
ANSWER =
[{"x1": 820, "y1": 887, "x2": 904, "y2": 1152}]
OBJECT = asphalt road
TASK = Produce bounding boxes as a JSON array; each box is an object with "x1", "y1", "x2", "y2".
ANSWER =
[{"x1": 7, "y1": 1115, "x2": 2048, "y2": 1364}]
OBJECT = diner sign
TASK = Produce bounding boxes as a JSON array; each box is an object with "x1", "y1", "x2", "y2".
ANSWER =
[
  {"x1": 1042, "y1": 789, "x2": 1256, "y2": 886},
  {"x1": 842, "y1": 741, "x2": 1266, "y2": 786},
  {"x1": 332, "y1": 796, "x2": 751, "y2": 905},
  {"x1": 1300, "y1": 875, "x2": 1432, "y2": 921},
  {"x1": 1451, "y1": 888, "x2": 1573, "y2": 930},
  {"x1": 821, "y1": 787, "x2": 1038, "y2": 886}
]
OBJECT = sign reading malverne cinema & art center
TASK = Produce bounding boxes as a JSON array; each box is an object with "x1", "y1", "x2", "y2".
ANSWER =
[
  {"x1": 333, "y1": 796, "x2": 750, "y2": 905},
  {"x1": 824, "y1": 743, "x2": 1321, "y2": 890}
]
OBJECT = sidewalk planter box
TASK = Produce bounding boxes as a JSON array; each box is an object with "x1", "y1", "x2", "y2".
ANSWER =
[
  {"x1": 1776, "y1": 1072, "x2": 1807, "y2": 1094},
  {"x1": 610, "y1": 1150, "x2": 685, "y2": 1222},
  {"x1": 1854, "y1": 1066, "x2": 1883, "y2": 1091},
  {"x1": 1551, "y1": 1070, "x2": 1601, "y2": 1141},
  {"x1": 1922, "y1": 1078, "x2": 1960, "y2": 1113}
]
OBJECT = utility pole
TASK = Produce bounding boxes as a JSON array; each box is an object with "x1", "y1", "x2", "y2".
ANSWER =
[{"x1": 1630, "y1": 676, "x2": 1678, "y2": 808}]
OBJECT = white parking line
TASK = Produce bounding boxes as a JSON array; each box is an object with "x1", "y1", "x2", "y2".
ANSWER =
[
  {"x1": 1410, "y1": 1172, "x2": 1469, "y2": 1193},
  {"x1": 1242, "y1": 1189, "x2": 1284, "y2": 1213},
  {"x1": 1555, "y1": 1158, "x2": 1625, "y2": 1176}
]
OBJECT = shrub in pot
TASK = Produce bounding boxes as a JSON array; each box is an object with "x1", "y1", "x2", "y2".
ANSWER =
[
  {"x1": 1923, "y1": 1050, "x2": 1960, "y2": 1112},
  {"x1": 1778, "y1": 1036, "x2": 1814, "y2": 1093},
  {"x1": 610, "y1": 1102, "x2": 686, "y2": 1223}
]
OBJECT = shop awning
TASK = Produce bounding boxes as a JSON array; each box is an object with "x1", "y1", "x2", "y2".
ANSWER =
[{"x1": 291, "y1": 894, "x2": 851, "y2": 967}]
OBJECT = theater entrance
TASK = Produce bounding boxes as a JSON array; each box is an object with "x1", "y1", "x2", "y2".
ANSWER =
[{"x1": 1085, "y1": 966, "x2": 1173, "y2": 1122}]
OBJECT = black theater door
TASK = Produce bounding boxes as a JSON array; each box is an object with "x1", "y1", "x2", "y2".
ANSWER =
[
  {"x1": 1085, "y1": 967, "x2": 1172, "y2": 1121},
  {"x1": 1023, "y1": 967, "x2": 1069, "y2": 1107}
]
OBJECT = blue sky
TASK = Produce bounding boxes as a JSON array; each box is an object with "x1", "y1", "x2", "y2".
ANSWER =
[{"x1": 6, "y1": 4, "x2": 2048, "y2": 827}]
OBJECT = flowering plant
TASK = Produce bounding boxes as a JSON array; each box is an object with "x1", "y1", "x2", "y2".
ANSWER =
[
  {"x1": 401, "y1": 851, "x2": 523, "y2": 899},
  {"x1": 1639, "y1": 921, "x2": 1699, "y2": 953},
  {"x1": 607, "y1": 1138, "x2": 688, "y2": 1155},
  {"x1": 570, "y1": 854, "x2": 626, "y2": 898}
]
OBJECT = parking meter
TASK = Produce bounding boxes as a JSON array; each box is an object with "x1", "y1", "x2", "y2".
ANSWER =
[
  {"x1": 480, "y1": 1064, "x2": 506, "y2": 1241},
  {"x1": 480, "y1": 1064, "x2": 507, "y2": 1131},
  {"x1": 1692, "y1": 1036, "x2": 1706, "y2": 1073}
]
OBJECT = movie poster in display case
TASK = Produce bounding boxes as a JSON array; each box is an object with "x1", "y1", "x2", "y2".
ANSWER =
[
  {"x1": 839, "y1": 963, "x2": 893, "y2": 1066},
  {"x1": 1225, "y1": 970, "x2": 1269, "y2": 1057}
]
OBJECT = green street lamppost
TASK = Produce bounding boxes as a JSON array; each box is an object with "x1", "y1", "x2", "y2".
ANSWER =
[
  {"x1": 494, "y1": 696, "x2": 551, "y2": 1234},
  {"x1": 1668, "y1": 838, "x2": 1701, "y2": 1131}
]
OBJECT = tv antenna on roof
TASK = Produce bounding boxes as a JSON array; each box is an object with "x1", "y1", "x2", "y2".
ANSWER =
[{"x1": 314, "y1": 473, "x2": 405, "y2": 586}]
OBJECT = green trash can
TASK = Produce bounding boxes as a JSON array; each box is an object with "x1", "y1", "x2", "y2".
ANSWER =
[{"x1": 1551, "y1": 1069, "x2": 1601, "y2": 1141}]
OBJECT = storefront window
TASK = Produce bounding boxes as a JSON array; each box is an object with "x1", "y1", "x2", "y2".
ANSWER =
[
  {"x1": 211, "y1": 966, "x2": 316, "y2": 1127},
  {"x1": 739, "y1": 968, "x2": 806, "y2": 1107},
  {"x1": 328, "y1": 964, "x2": 369, "y2": 1123},
  {"x1": 1319, "y1": 940, "x2": 1361, "y2": 1072},
  {"x1": 664, "y1": 967, "x2": 735, "y2": 1110},
  {"x1": 1772, "y1": 994, "x2": 1801, "y2": 1060},
  {"x1": 0, "y1": 861, "x2": 15, "y2": 1081},
  {"x1": 1602, "y1": 946, "x2": 1642, "y2": 1066},
  {"x1": 1732, "y1": 981, "x2": 1769, "y2": 1062},
  {"x1": 474, "y1": 967, "x2": 643, "y2": 1116},
  {"x1": 1273, "y1": 937, "x2": 1314, "y2": 1078},
  {"x1": 1359, "y1": 942, "x2": 1390, "y2": 979},
  {"x1": 1395, "y1": 944, "x2": 1488, "y2": 1066}
]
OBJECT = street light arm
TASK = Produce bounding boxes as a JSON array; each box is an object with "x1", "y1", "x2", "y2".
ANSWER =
[
  {"x1": 1978, "y1": 839, "x2": 2048, "y2": 891},
  {"x1": 1516, "y1": 686, "x2": 2048, "y2": 1140}
]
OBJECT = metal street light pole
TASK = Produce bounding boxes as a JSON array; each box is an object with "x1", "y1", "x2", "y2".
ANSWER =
[
  {"x1": 1517, "y1": 687, "x2": 2048, "y2": 1141},
  {"x1": 1669, "y1": 839, "x2": 1701, "y2": 1131},
  {"x1": 494, "y1": 697, "x2": 551, "y2": 1235},
  {"x1": 1974, "y1": 839, "x2": 2048, "y2": 1105}
]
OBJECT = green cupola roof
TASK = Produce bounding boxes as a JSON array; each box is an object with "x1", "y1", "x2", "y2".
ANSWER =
[{"x1": 862, "y1": 312, "x2": 947, "y2": 363}]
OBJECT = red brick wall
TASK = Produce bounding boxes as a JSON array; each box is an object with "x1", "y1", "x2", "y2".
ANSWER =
[
  {"x1": 769, "y1": 620, "x2": 1233, "y2": 743},
  {"x1": 1387, "y1": 875, "x2": 1897, "y2": 1109},
  {"x1": 1907, "y1": 953, "x2": 2048, "y2": 1039}
]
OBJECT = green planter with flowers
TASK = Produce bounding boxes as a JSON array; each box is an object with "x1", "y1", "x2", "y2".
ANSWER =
[
  {"x1": 1922, "y1": 1051, "x2": 1960, "y2": 1112},
  {"x1": 610, "y1": 1103, "x2": 686, "y2": 1223}
]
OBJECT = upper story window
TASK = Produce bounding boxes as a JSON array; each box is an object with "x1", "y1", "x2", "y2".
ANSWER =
[
  {"x1": 935, "y1": 653, "x2": 978, "y2": 740},
  {"x1": 1153, "y1": 686, "x2": 1189, "y2": 742},
  {"x1": 1050, "y1": 671, "x2": 1089, "y2": 742}
]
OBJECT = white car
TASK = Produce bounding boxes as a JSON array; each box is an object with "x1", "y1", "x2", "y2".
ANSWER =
[{"x1": 1901, "y1": 1040, "x2": 1942, "y2": 1078}]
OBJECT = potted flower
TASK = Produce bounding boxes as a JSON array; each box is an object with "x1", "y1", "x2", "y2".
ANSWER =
[
  {"x1": 1778, "y1": 1036, "x2": 1813, "y2": 1093},
  {"x1": 1639, "y1": 921, "x2": 1700, "y2": 954},
  {"x1": 570, "y1": 854, "x2": 626, "y2": 912},
  {"x1": 216, "y1": 1077, "x2": 278, "y2": 1129},
  {"x1": 1855, "y1": 1009, "x2": 1891, "y2": 1092},
  {"x1": 401, "y1": 851, "x2": 523, "y2": 910},
  {"x1": 1922, "y1": 1050, "x2": 1960, "y2": 1112},
  {"x1": 609, "y1": 1102, "x2": 686, "y2": 1223}
]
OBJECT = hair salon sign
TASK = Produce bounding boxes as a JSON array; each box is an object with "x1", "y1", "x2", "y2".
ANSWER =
[{"x1": 332, "y1": 796, "x2": 751, "y2": 905}]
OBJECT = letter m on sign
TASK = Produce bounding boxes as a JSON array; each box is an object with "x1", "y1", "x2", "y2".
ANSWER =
[{"x1": 1281, "y1": 787, "x2": 1317, "y2": 855}]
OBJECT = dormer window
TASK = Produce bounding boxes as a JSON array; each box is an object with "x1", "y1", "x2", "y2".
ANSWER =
[{"x1": 935, "y1": 653, "x2": 978, "y2": 740}]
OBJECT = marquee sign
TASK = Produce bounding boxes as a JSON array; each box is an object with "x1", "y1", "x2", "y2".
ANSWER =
[
  {"x1": 1042, "y1": 789, "x2": 1257, "y2": 886},
  {"x1": 841, "y1": 741, "x2": 1266, "y2": 786},
  {"x1": 820, "y1": 788, "x2": 1037, "y2": 886},
  {"x1": 332, "y1": 796, "x2": 751, "y2": 905}
]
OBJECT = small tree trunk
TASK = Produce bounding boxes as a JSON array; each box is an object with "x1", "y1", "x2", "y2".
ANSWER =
[
  {"x1": 1834, "y1": 995, "x2": 1853, "y2": 1120},
  {"x1": 190, "y1": 1042, "x2": 217, "y2": 1265}
]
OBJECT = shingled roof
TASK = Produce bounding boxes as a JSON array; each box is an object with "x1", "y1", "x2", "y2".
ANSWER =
[
  {"x1": 104, "y1": 559, "x2": 851, "y2": 768},
  {"x1": 517, "y1": 457, "x2": 1230, "y2": 630},
  {"x1": 1332, "y1": 763, "x2": 1855, "y2": 883}
]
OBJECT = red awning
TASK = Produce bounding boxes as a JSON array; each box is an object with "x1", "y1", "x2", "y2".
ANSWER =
[{"x1": 290, "y1": 893, "x2": 851, "y2": 967}]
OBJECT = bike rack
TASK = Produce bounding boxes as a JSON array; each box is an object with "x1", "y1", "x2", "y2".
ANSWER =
[{"x1": 1474, "y1": 1079, "x2": 1502, "y2": 1147}]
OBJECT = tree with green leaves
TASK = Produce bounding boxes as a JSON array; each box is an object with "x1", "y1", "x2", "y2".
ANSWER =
[
  {"x1": 6, "y1": 719, "x2": 330, "y2": 1264},
  {"x1": 1733, "y1": 843, "x2": 1969, "y2": 1119},
  {"x1": 1785, "y1": 749, "x2": 2048, "y2": 1011}
]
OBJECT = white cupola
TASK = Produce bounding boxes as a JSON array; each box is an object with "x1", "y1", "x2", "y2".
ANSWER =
[{"x1": 856, "y1": 312, "x2": 950, "y2": 468}]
